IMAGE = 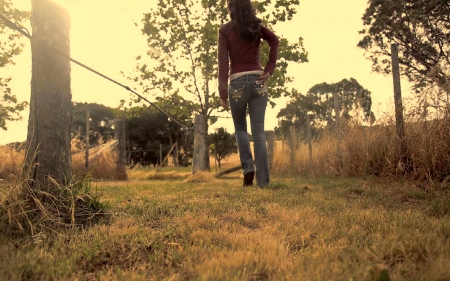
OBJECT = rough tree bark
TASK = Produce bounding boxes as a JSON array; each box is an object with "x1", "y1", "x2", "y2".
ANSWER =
[
  {"x1": 391, "y1": 43, "x2": 408, "y2": 170},
  {"x1": 114, "y1": 118, "x2": 128, "y2": 180},
  {"x1": 25, "y1": 0, "x2": 72, "y2": 185},
  {"x1": 192, "y1": 114, "x2": 208, "y2": 174}
]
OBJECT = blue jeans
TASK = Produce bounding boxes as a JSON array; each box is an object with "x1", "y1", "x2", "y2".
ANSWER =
[{"x1": 229, "y1": 74, "x2": 269, "y2": 187}]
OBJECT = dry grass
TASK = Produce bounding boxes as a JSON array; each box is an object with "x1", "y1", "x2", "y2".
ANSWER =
[
  {"x1": 128, "y1": 169, "x2": 192, "y2": 181},
  {"x1": 184, "y1": 171, "x2": 217, "y2": 183},
  {"x1": 72, "y1": 149, "x2": 127, "y2": 181},
  {"x1": 0, "y1": 174, "x2": 109, "y2": 236},
  {"x1": 0, "y1": 177, "x2": 449, "y2": 280},
  {"x1": 211, "y1": 152, "x2": 241, "y2": 171},
  {"x1": 272, "y1": 115, "x2": 450, "y2": 183},
  {"x1": 1, "y1": 140, "x2": 125, "y2": 181},
  {"x1": 272, "y1": 72, "x2": 450, "y2": 183},
  {"x1": 0, "y1": 146, "x2": 24, "y2": 181}
]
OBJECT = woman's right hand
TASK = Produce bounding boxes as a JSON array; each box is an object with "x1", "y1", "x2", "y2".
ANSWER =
[
  {"x1": 220, "y1": 98, "x2": 230, "y2": 111},
  {"x1": 257, "y1": 72, "x2": 270, "y2": 86}
]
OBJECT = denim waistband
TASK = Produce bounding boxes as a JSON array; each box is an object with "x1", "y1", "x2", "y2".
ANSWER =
[
  {"x1": 230, "y1": 70, "x2": 263, "y2": 82},
  {"x1": 230, "y1": 74, "x2": 260, "y2": 83}
]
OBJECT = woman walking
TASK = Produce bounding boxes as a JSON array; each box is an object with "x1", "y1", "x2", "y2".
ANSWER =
[{"x1": 217, "y1": 0, "x2": 279, "y2": 187}]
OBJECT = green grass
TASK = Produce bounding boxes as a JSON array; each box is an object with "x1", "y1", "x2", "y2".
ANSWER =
[{"x1": 1, "y1": 176, "x2": 449, "y2": 280}]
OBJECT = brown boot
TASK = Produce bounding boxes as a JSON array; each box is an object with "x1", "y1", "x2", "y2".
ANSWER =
[{"x1": 243, "y1": 171, "x2": 255, "y2": 187}]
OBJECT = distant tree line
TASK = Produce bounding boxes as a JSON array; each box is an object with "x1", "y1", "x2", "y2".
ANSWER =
[{"x1": 276, "y1": 78, "x2": 375, "y2": 141}]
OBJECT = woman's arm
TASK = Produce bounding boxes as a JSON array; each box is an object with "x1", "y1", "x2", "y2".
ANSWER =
[
  {"x1": 217, "y1": 28, "x2": 230, "y2": 101},
  {"x1": 261, "y1": 25, "x2": 279, "y2": 75}
]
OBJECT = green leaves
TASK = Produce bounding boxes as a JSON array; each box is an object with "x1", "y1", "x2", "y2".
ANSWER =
[
  {"x1": 261, "y1": 35, "x2": 308, "y2": 101},
  {"x1": 130, "y1": 0, "x2": 308, "y2": 120},
  {"x1": 0, "y1": 77, "x2": 28, "y2": 130},
  {"x1": 0, "y1": 0, "x2": 29, "y2": 130},
  {"x1": 71, "y1": 102, "x2": 116, "y2": 146},
  {"x1": 358, "y1": 0, "x2": 450, "y2": 92},
  {"x1": 276, "y1": 79, "x2": 375, "y2": 138},
  {"x1": 208, "y1": 127, "x2": 237, "y2": 167}
]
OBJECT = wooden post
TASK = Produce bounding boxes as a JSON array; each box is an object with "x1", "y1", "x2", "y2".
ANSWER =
[
  {"x1": 114, "y1": 118, "x2": 127, "y2": 180},
  {"x1": 25, "y1": 0, "x2": 72, "y2": 185},
  {"x1": 159, "y1": 143, "x2": 163, "y2": 167},
  {"x1": 214, "y1": 142, "x2": 218, "y2": 172},
  {"x1": 333, "y1": 91, "x2": 343, "y2": 170},
  {"x1": 289, "y1": 126, "x2": 296, "y2": 167},
  {"x1": 306, "y1": 114, "x2": 312, "y2": 163},
  {"x1": 154, "y1": 143, "x2": 177, "y2": 175},
  {"x1": 192, "y1": 114, "x2": 208, "y2": 174},
  {"x1": 85, "y1": 110, "x2": 90, "y2": 168},
  {"x1": 174, "y1": 142, "x2": 179, "y2": 167},
  {"x1": 333, "y1": 91, "x2": 341, "y2": 140},
  {"x1": 266, "y1": 130, "x2": 275, "y2": 170},
  {"x1": 391, "y1": 44, "x2": 408, "y2": 167}
]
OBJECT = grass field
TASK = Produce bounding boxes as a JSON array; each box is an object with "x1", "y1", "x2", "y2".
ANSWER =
[{"x1": 1, "y1": 174, "x2": 449, "y2": 281}]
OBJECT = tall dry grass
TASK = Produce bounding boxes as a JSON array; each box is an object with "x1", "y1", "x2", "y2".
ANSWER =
[
  {"x1": 72, "y1": 149, "x2": 127, "y2": 181},
  {"x1": 0, "y1": 175, "x2": 109, "y2": 236},
  {"x1": 0, "y1": 146, "x2": 24, "y2": 181},
  {"x1": 273, "y1": 95, "x2": 450, "y2": 182},
  {"x1": 1, "y1": 139, "x2": 125, "y2": 181}
]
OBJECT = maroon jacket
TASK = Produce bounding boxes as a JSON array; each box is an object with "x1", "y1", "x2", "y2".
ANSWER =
[{"x1": 217, "y1": 21, "x2": 279, "y2": 100}]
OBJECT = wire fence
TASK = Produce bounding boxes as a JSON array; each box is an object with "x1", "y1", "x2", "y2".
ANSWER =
[{"x1": 0, "y1": 13, "x2": 193, "y2": 130}]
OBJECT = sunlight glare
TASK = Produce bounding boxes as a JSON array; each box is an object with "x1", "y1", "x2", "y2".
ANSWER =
[{"x1": 49, "y1": 0, "x2": 69, "y2": 10}]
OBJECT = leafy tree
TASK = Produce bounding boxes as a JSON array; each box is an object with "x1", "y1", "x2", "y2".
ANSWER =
[
  {"x1": 357, "y1": 0, "x2": 450, "y2": 92},
  {"x1": 277, "y1": 79, "x2": 375, "y2": 138},
  {"x1": 209, "y1": 127, "x2": 237, "y2": 168},
  {"x1": 122, "y1": 106, "x2": 168, "y2": 149},
  {"x1": 118, "y1": 94, "x2": 196, "y2": 166},
  {"x1": 276, "y1": 89, "x2": 322, "y2": 139},
  {"x1": 72, "y1": 102, "x2": 116, "y2": 146},
  {"x1": 0, "y1": 0, "x2": 29, "y2": 130},
  {"x1": 308, "y1": 78, "x2": 375, "y2": 125},
  {"x1": 153, "y1": 93, "x2": 197, "y2": 166},
  {"x1": 131, "y1": 0, "x2": 308, "y2": 168}
]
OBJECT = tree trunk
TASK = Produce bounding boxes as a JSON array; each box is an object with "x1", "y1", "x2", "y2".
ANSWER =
[
  {"x1": 192, "y1": 114, "x2": 209, "y2": 174},
  {"x1": 391, "y1": 43, "x2": 408, "y2": 170},
  {"x1": 25, "y1": 0, "x2": 72, "y2": 185},
  {"x1": 114, "y1": 118, "x2": 127, "y2": 180},
  {"x1": 204, "y1": 80, "x2": 211, "y2": 169},
  {"x1": 266, "y1": 130, "x2": 275, "y2": 170}
]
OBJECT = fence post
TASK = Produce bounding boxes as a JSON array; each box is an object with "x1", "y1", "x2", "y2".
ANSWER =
[
  {"x1": 154, "y1": 142, "x2": 177, "y2": 175},
  {"x1": 391, "y1": 43, "x2": 408, "y2": 170},
  {"x1": 289, "y1": 126, "x2": 296, "y2": 167},
  {"x1": 114, "y1": 118, "x2": 127, "y2": 180},
  {"x1": 333, "y1": 91, "x2": 343, "y2": 171},
  {"x1": 306, "y1": 114, "x2": 312, "y2": 163},
  {"x1": 24, "y1": 0, "x2": 72, "y2": 185},
  {"x1": 159, "y1": 143, "x2": 163, "y2": 167},
  {"x1": 174, "y1": 142, "x2": 179, "y2": 167},
  {"x1": 266, "y1": 130, "x2": 275, "y2": 170},
  {"x1": 214, "y1": 142, "x2": 218, "y2": 172},
  {"x1": 333, "y1": 91, "x2": 341, "y2": 143},
  {"x1": 85, "y1": 110, "x2": 90, "y2": 168},
  {"x1": 192, "y1": 114, "x2": 208, "y2": 174}
]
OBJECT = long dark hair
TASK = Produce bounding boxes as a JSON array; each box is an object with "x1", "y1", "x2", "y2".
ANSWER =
[{"x1": 228, "y1": 0, "x2": 262, "y2": 43}]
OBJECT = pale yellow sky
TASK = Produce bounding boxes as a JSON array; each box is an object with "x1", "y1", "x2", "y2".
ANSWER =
[{"x1": 0, "y1": 0, "x2": 411, "y2": 145}]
